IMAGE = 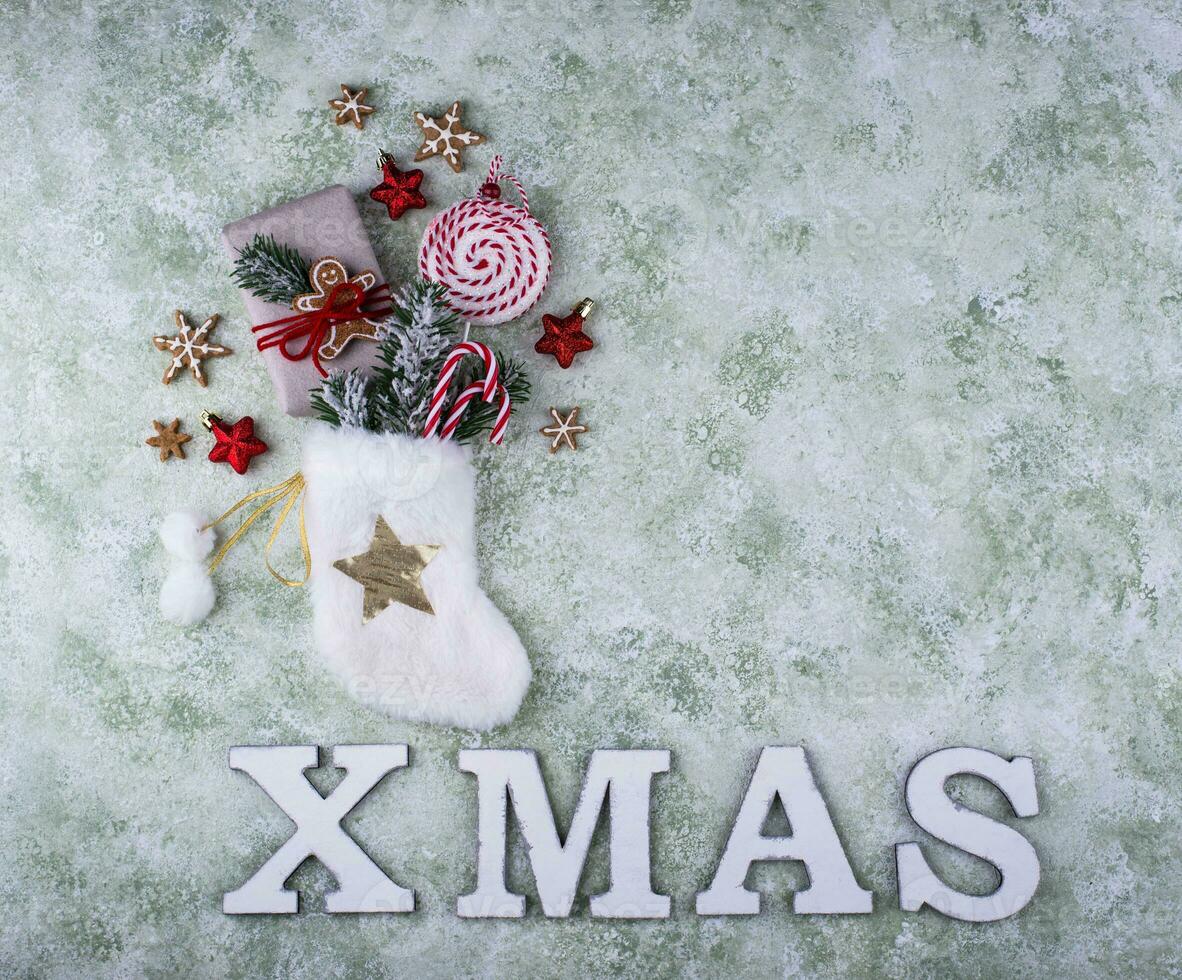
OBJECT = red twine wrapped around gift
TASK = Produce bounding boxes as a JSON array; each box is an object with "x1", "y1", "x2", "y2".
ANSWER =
[{"x1": 252, "y1": 281, "x2": 393, "y2": 377}]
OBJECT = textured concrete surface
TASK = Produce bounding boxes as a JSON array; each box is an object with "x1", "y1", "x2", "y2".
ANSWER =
[{"x1": 2, "y1": 0, "x2": 1181, "y2": 976}]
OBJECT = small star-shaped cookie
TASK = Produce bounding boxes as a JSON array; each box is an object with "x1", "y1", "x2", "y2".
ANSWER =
[
  {"x1": 414, "y1": 101, "x2": 486, "y2": 172},
  {"x1": 540, "y1": 406, "x2": 588, "y2": 454},
  {"x1": 153, "y1": 311, "x2": 232, "y2": 387},
  {"x1": 333, "y1": 516, "x2": 441, "y2": 622},
  {"x1": 369, "y1": 151, "x2": 427, "y2": 221},
  {"x1": 145, "y1": 418, "x2": 191, "y2": 461},
  {"x1": 329, "y1": 84, "x2": 375, "y2": 130}
]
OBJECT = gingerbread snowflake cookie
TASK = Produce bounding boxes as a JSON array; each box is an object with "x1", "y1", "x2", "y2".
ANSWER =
[
  {"x1": 292, "y1": 257, "x2": 384, "y2": 360},
  {"x1": 153, "y1": 311, "x2": 232, "y2": 387},
  {"x1": 414, "y1": 101, "x2": 486, "y2": 172},
  {"x1": 328, "y1": 84, "x2": 375, "y2": 129},
  {"x1": 540, "y1": 406, "x2": 588, "y2": 453}
]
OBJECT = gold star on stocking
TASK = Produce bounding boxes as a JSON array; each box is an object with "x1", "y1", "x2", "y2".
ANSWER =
[
  {"x1": 414, "y1": 100, "x2": 486, "y2": 172},
  {"x1": 333, "y1": 516, "x2": 441, "y2": 622},
  {"x1": 329, "y1": 84, "x2": 376, "y2": 129}
]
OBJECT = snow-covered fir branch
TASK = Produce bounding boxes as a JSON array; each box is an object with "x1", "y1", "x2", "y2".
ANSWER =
[
  {"x1": 229, "y1": 233, "x2": 310, "y2": 305},
  {"x1": 380, "y1": 283, "x2": 453, "y2": 430},
  {"x1": 319, "y1": 369, "x2": 371, "y2": 428},
  {"x1": 370, "y1": 280, "x2": 459, "y2": 433}
]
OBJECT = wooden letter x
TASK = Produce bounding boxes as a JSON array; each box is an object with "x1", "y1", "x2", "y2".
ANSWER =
[{"x1": 223, "y1": 744, "x2": 413, "y2": 914}]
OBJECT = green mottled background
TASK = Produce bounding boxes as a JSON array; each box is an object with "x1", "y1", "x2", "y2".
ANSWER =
[{"x1": 2, "y1": 0, "x2": 1180, "y2": 975}]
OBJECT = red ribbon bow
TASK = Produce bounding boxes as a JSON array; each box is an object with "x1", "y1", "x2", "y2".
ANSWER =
[{"x1": 252, "y1": 281, "x2": 394, "y2": 377}]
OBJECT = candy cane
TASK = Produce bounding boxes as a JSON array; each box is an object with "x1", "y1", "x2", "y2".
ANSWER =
[
  {"x1": 438, "y1": 381, "x2": 512, "y2": 444},
  {"x1": 422, "y1": 341, "x2": 500, "y2": 438}
]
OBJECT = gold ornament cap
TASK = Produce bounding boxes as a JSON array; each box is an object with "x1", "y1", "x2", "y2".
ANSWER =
[
  {"x1": 573, "y1": 298, "x2": 594, "y2": 319},
  {"x1": 200, "y1": 411, "x2": 221, "y2": 432}
]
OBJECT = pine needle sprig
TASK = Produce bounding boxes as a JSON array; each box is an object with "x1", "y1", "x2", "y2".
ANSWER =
[
  {"x1": 310, "y1": 368, "x2": 372, "y2": 429},
  {"x1": 231, "y1": 233, "x2": 310, "y2": 305},
  {"x1": 368, "y1": 280, "x2": 461, "y2": 434}
]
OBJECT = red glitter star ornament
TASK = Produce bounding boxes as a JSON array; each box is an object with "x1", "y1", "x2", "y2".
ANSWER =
[
  {"x1": 203, "y1": 412, "x2": 268, "y2": 475},
  {"x1": 369, "y1": 150, "x2": 427, "y2": 221},
  {"x1": 534, "y1": 298, "x2": 595, "y2": 369}
]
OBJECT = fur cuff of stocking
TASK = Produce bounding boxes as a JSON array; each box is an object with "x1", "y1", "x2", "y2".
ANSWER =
[{"x1": 303, "y1": 424, "x2": 530, "y2": 730}]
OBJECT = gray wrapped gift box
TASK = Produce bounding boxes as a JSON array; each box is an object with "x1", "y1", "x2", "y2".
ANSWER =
[{"x1": 222, "y1": 185, "x2": 385, "y2": 417}]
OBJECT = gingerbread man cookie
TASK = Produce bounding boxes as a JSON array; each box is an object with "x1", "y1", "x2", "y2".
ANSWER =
[{"x1": 291, "y1": 257, "x2": 384, "y2": 360}]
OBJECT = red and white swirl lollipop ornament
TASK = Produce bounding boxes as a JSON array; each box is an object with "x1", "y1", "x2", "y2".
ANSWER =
[{"x1": 419, "y1": 155, "x2": 551, "y2": 327}]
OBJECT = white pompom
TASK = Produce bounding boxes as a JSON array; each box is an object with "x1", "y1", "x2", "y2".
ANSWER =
[
  {"x1": 159, "y1": 562, "x2": 216, "y2": 625},
  {"x1": 160, "y1": 510, "x2": 215, "y2": 562}
]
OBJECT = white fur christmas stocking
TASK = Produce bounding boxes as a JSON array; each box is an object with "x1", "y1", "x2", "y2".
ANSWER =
[{"x1": 301, "y1": 424, "x2": 530, "y2": 730}]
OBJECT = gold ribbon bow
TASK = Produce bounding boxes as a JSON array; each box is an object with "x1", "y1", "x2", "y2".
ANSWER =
[{"x1": 204, "y1": 472, "x2": 310, "y2": 587}]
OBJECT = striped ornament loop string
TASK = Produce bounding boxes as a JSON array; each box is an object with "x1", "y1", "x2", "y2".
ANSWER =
[{"x1": 484, "y1": 155, "x2": 529, "y2": 212}]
